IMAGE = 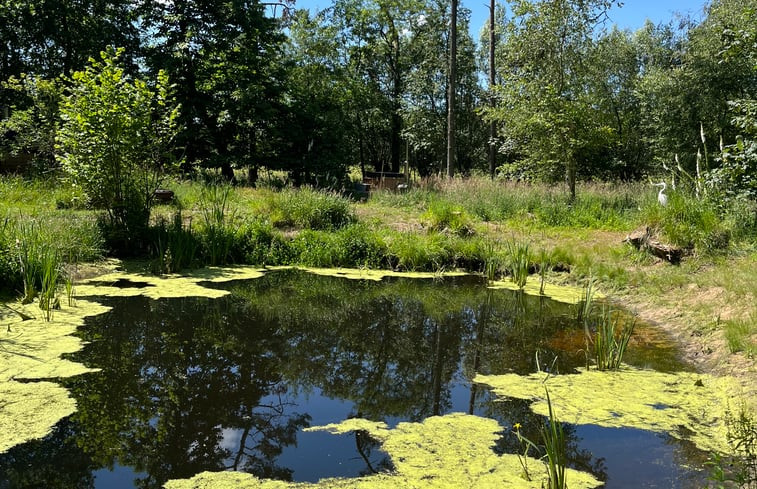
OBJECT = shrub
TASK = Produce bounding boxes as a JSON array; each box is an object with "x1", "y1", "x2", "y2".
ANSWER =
[
  {"x1": 240, "y1": 219, "x2": 294, "y2": 266},
  {"x1": 57, "y1": 47, "x2": 180, "y2": 236},
  {"x1": 291, "y1": 230, "x2": 342, "y2": 267},
  {"x1": 335, "y1": 224, "x2": 387, "y2": 268}
]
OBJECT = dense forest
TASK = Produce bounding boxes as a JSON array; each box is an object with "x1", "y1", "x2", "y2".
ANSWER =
[{"x1": 0, "y1": 0, "x2": 754, "y2": 198}]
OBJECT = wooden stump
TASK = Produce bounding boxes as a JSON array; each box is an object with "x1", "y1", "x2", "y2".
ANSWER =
[{"x1": 624, "y1": 227, "x2": 685, "y2": 264}]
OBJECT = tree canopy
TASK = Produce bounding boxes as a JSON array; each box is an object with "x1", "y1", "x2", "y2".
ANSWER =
[{"x1": 0, "y1": 0, "x2": 755, "y2": 198}]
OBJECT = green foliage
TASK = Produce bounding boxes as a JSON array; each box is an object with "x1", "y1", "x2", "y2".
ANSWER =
[
  {"x1": 488, "y1": 0, "x2": 618, "y2": 197},
  {"x1": 335, "y1": 224, "x2": 388, "y2": 268},
  {"x1": 541, "y1": 388, "x2": 567, "y2": 489},
  {"x1": 198, "y1": 185, "x2": 237, "y2": 266},
  {"x1": 641, "y1": 191, "x2": 729, "y2": 253},
  {"x1": 239, "y1": 219, "x2": 294, "y2": 266},
  {"x1": 709, "y1": 98, "x2": 757, "y2": 203},
  {"x1": 269, "y1": 188, "x2": 355, "y2": 230},
  {"x1": 586, "y1": 308, "x2": 635, "y2": 371},
  {"x1": 57, "y1": 47, "x2": 180, "y2": 235},
  {"x1": 0, "y1": 74, "x2": 60, "y2": 172},
  {"x1": 141, "y1": 0, "x2": 286, "y2": 180},
  {"x1": 291, "y1": 230, "x2": 343, "y2": 268},
  {"x1": 507, "y1": 241, "x2": 531, "y2": 289},
  {"x1": 422, "y1": 200, "x2": 474, "y2": 236}
]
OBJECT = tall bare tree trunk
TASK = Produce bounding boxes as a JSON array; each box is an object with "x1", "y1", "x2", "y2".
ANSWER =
[
  {"x1": 488, "y1": 0, "x2": 497, "y2": 180},
  {"x1": 446, "y1": 0, "x2": 458, "y2": 178}
]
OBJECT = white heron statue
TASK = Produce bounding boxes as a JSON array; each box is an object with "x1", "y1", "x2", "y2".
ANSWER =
[{"x1": 651, "y1": 181, "x2": 668, "y2": 207}]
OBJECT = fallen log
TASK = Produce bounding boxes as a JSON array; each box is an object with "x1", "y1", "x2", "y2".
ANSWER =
[{"x1": 624, "y1": 227, "x2": 685, "y2": 264}]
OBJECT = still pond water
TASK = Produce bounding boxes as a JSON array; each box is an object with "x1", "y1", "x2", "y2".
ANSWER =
[{"x1": 0, "y1": 269, "x2": 709, "y2": 488}]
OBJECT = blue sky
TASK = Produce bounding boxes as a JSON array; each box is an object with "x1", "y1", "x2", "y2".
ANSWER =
[{"x1": 288, "y1": 0, "x2": 709, "y2": 39}]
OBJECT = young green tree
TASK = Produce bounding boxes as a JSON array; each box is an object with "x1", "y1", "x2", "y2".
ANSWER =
[
  {"x1": 57, "y1": 48, "x2": 180, "y2": 236},
  {"x1": 487, "y1": 0, "x2": 617, "y2": 198}
]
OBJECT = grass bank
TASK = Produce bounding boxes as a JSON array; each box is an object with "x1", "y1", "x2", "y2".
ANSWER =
[{"x1": 1, "y1": 174, "x2": 755, "y2": 386}]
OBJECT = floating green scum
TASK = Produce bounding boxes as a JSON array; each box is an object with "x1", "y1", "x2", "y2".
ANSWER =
[
  {"x1": 475, "y1": 366, "x2": 743, "y2": 455},
  {"x1": 164, "y1": 413, "x2": 602, "y2": 489},
  {"x1": 0, "y1": 265, "x2": 267, "y2": 453}
]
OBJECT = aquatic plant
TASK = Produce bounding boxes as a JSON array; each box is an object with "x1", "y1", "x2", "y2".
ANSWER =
[
  {"x1": 587, "y1": 307, "x2": 635, "y2": 371},
  {"x1": 151, "y1": 211, "x2": 200, "y2": 273},
  {"x1": 541, "y1": 388, "x2": 567, "y2": 489},
  {"x1": 164, "y1": 413, "x2": 602, "y2": 488},
  {"x1": 63, "y1": 273, "x2": 75, "y2": 307},
  {"x1": 38, "y1": 247, "x2": 61, "y2": 321},
  {"x1": 708, "y1": 401, "x2": 757, "y2": 488},
  {"x1": 508, "y1": 240, "x2": 531, "y2": 289},
  {"x1": 483, "y1": 240, "x2": 502, "y2": 281},
  {"x1": 199, "y1": 184, "x2": 237, "y2": 265},
  {"x1": 15, "y1": 221, "x2": 42, "y2": 303},
  {"x1": 576, "y1": 279, "x2": 596, "y2": 325},
  {"x1": 537, "y1": 248, "x2": 554, "y2": 295},
  {"x1": 513, "y1": 422, "x2": 537, "y2": 481}
]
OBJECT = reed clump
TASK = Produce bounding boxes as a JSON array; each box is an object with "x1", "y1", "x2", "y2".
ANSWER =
[{"x1": 507, "y1": 240, "x2": 531, "y2": 289}]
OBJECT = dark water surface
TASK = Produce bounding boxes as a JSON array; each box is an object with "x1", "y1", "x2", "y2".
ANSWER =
[{"x1": 0, "y1": 269, "x2": 709, "y2": 488}]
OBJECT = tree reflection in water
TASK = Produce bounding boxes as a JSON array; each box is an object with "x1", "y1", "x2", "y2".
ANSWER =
[{"x1": 0, "y1": 269, "x2": 701, "y2": 488}]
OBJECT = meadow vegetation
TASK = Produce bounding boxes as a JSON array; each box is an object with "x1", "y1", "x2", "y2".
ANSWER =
[{"x1": 1, "y1": 174, "x2": 754, "y2": 363}]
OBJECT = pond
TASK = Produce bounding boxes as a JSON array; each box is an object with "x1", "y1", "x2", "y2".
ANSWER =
[{"x1": 0, "y1": 269, "x2": 711, "y2": 488}]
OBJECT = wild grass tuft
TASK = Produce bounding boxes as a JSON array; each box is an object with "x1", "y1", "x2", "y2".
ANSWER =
[
  {"x1": 151, "y1": 211, "x2": 200, "y2": 274},
  {"x1": 269, "y1": 187, "x2": 355, "y2": 230},
  {"x1": 198, "y1": 185, "x2": 237, "y2": 265},
  {"x1": 421, "y1": 200, "x2": 475, "y2": 236},
  {"x1": 38, "y1": 247, "x2": 61, "y2": 321},
  {"x1": 586, "y1": 307, "x2": 636, "y2": 371},
  {"x1": 541, "y1": 388, "x2": 567, "y2": 489},
  {"x1": 724, "y1": 315, "x2": 756, "y2": 358},
  {"x1": 507, "y1": 240, "x2": 531, "y2": 289}
]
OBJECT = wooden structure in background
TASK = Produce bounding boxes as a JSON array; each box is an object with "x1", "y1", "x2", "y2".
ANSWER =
[{"x1": 363, "y1": 171, "x2": 407, "y2": 191}]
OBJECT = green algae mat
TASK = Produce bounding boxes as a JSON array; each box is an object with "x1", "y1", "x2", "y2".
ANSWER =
[{"x1": 0, "y1": 265, "x2": 739, "y2": 488}]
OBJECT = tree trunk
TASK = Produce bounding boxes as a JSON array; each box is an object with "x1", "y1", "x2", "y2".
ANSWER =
[
  {"x1": 566, "y1": 158, "x2": 576, "y2": 200},
  {"x1": 446, "y1": 0, "x2": 458, "y2": 178},
  {"x1": 488, "y1": 0, "x2": 497, "y2": 180}
]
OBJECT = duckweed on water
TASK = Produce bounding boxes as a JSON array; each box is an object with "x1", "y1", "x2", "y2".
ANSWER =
[
  {"x1": 0, "y1": 265, "x2": 269, "y2": 454},
  {"x1": 165, "y1": 413, "x2": 602, "y2": 489},
  {"x1": 0, "y1": 299, "x2": 108, "y2": 453},
  {"x1": 75, "y1": 266, "x2": 268, "y2": 299},
  {"x1": 475, "y1": 366, "x2": 742, "y2": 454},
  {"x1": 0, "y1": 380, "x2": 76, "y2": 453},
  {"x1": 486, "y1": 279, "x2": 602, "y2": 305}
]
